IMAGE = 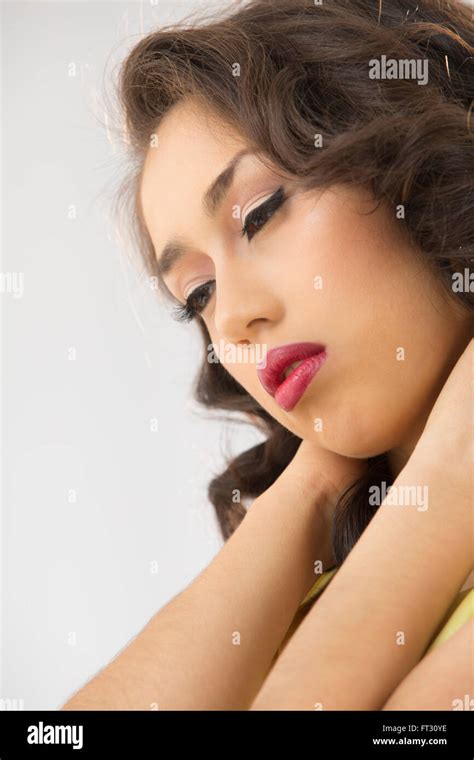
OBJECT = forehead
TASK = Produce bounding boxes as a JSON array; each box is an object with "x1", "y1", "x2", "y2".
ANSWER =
[{"x1": 139, "y1": 100, "x2": 246, "y2": 241}]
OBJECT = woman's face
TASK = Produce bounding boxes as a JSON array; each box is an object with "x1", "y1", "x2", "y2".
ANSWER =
[{"x1": 140, "y1": 100, "x2": 471, "y2": 467}]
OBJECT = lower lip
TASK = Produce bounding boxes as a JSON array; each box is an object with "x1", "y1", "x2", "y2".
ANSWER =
[{"x1": 274, "y1": 351, "x2": 327, "y2": 411}]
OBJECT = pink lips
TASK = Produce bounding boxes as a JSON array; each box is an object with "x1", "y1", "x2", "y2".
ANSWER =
[{"x1": 257, "y1": 342, "x2": 327, "y2": 412}]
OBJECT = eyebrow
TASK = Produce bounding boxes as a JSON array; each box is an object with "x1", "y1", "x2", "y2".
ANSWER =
[{"x1": 156, "y1": 148, "x2": 253, "y2": 278}]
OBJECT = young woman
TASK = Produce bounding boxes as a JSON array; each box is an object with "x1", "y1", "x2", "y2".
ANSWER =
[{"x1": 61, "y1": 0, "x2": 473, "y2": 710}]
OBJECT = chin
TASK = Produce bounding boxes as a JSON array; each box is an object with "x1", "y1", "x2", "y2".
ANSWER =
[{"x1": 304, "y1": 414, "x2": 402, "y2": 461}]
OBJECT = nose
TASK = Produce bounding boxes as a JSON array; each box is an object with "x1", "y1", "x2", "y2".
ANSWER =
[{"x1": 212, "y1": 260, "x2": 281, "y2": 344}]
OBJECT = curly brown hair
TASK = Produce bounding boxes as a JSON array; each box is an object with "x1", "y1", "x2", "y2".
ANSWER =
[{"x1": 110, "y1": 0, "x2": 474, "y2": 566}]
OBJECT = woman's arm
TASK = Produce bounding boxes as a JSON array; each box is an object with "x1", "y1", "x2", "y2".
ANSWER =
[
  {"x1": 250, "y1": 340, "x2": 473, "y2": 711},
  {"x1": 381, "y1": 618, "x2": 473, "y2": 710},
  {"x1": 60, "y1": 446, "x2": 362, "y2": 710},
  {"x1": 249, "y1": 454, "x2": 472, "y2": 710}
]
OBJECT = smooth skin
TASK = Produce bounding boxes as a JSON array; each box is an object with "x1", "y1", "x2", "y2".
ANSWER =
[
  {"x1": 61, "y1": 99, "x2": 473, "y2": 710},
  {"x1": 251, "y1": 342, "x2": 473, "y2": 709},
  {"x1": 60, "y1": 449, "x2": 361, "y2": 710},
  {"x1": 381, "y1": 619, "x2": 473, "y2": 711},
  {"x1": 140, "y1": 99, "x2": 472, "y2": 473},
  {"x1": 60, "y1": 341, "x2": 472, "y2": 710}
]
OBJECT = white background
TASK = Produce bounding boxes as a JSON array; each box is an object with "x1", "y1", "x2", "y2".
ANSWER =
[
  {"x1": 1, "y1": 0, "x2": 261, "y2": 709},
  {"x1": 3, "y1": 0, "x2": 472, "y2": 711}
]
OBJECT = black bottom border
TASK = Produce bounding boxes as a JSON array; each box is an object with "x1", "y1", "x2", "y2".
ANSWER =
[{"x1": 0, "y1": 709, "x2": 472, "y2": 757}]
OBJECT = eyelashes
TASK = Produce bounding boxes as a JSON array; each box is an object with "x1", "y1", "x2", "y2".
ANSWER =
[
  {"x1": 240, "y1": 185, "x2": 286, "y2": 242},
  {"x1": 172, "y1": 185, "x2": 286, "y2": 324},
  {"x1": 172, "y1": 280, "x2": 216, "y2": 324}
]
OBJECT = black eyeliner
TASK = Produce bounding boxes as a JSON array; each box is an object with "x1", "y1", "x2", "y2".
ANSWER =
[
  {"x1": 172, "y1": 281, "x2": 215, "y2": 323},
  {"x1": 240, "y1": 185, "x2": 286, "y2": 238},
  {"x1": 172, "y1": 185, "x2": 286, "y2": 323}
]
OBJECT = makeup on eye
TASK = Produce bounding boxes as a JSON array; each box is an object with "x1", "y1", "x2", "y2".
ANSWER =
[
  {"x1": 171, "y1": 185, "x2": 287, "y2": 323},
  {"x1": 240, "y1": 185, "x2": 286, "y2": 242},
  {"x1": 172, "y1": 280, "x2": 216, "y2": 323}
]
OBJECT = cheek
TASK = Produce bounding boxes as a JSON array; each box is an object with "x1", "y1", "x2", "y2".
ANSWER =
[
  {"x1": 296, "y1": 195, "x2": 401, "y2": 312},
  {"x1": 291, "y1": 190, "x2": 429, "y2": 356},
  {"x1": 275, "y1": 194, "x2": 444, "y2": 453},
  {"x1": 203, "y1": 187, "x2": 458, "y2": 457},
  {"x1": 268, "y1": 190, "x2": 384, "y2": 320}
]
